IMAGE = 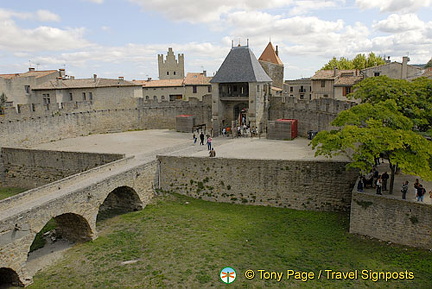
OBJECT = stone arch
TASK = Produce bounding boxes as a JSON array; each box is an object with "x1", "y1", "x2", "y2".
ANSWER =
[
  {"x1": 29, "y1": 213, "x2": 93, "y2": 253},
  {"x1": 53, "y1": 213, "x2": 93, "y2": 243},
  {"x1": 0, "y1": 267, "x2": 24, "y2": 287},
  {"x1": 97, "y1": 186, "x2": 143, "y2": 222}
]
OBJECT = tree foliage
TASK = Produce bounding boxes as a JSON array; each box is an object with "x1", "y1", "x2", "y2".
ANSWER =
[
  {"x1": 311, "y1": 100, "x2": 432, "y2": 192},
  {"x1": 321, "y1": 52, "x2": 386, "y2": 70},
  {"x1": 348, "y1": 76, "x2": 432, "y2": 133}
]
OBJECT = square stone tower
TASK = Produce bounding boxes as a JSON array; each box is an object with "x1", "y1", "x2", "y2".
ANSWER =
[
  {"x1": 158, "y1": 48, "x2": 185, "y2": 80},
  {"x1": 210, "y1": 44, "x2": 273, "y2": 135}
]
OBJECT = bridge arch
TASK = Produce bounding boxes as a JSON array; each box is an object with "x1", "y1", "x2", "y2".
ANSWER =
[
  {"x1": 97, "y1": 186, "x2": 143, "y2": 222},
  {"x1": 0, "y1": 267, "x2": 24, "y2": 287},
  {"x1": 28, "y1": 212, "x2": 94, "y2": 256}
]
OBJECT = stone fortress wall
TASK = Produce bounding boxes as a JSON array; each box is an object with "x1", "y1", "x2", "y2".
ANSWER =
[
  {"x1": 158, "y1": 156, "x2": 358, "y2": 212},
  {"x1": 350, "y1": 191, "x2": 432, "y2": 250},
  {"x1": 0, "y1": 94, "x2": 430, "y2": 258},
  {"x1": 1, "y1": 148, "x2": 124, "y2": 188}
]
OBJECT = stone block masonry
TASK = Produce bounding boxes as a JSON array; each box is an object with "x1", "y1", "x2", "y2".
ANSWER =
[
  {"x1": 350, "y1": 191, "x2": 432, "y2": 249},
  {"x1": 1, "y1": 148, "x2": 124, "y2": 188},
  {"x1": 158, "y1": 156, "x2": 358, "y2": 212}
]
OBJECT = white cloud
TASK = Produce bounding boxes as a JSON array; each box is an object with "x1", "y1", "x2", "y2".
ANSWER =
[
  {"x1": 82, "y1": 0, "x2": 104, "y2": 3},
  {"x1": 35, "y1": 10, "x2": 61, "y2": 22},
  {"x1": 373, "y1": 14, "x2": 425, "y2": 33},
  {"x1": 0, "y1": 11, "x2": 90, "y2": 52},
  {"x1": 0, "y1": 8, "x2": 60, "y2": 22},
  {"x1": 356, "y1": 0, "x2": 432, "y2": 13},
  {"x1": 127, "y1": 0, "x2": 292, "y2": 23},
  {"x1": 289, "y1": 0, "x2": 345, "y2": 16}
]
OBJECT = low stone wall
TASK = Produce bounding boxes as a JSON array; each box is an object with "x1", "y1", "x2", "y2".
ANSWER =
[
  {"x1": 350, "y1": 191, "x2": 432, "y2": 249},
  {"x1": 1, "y1": 148, "x2": 124, "y2": 188},
  {"x1": 158, "y1": 156, "x2": 358, "y2": 211}
]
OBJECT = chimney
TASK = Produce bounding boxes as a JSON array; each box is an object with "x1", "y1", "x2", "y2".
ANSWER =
[
  {"x1": 333, "y1": 67, "x2": 338, "y2": 77},
  {"x1": 93, "y1": 74, "x2": 97, "y2": 82},
  {"x1": 118, "y1": 76, "x2": 124, "y2": 82},
  {"x1": 147, "y1": 77, "x2": 152, "y2": 81},
  {"x1": 203, "y1": 70, "x2": 207, "y2": 77},
  {"x1": 29, "y1": 67, "x2": 35, "y2": 72},
  {"x1": 276, "y1": 45, "x2": 279, "y2": 57},
  {"x1": 59, "y1": 68, "x2": 66, "y2": 79},
  {"x1": 70, "y1": 76, "x2": 75, "y2": 80},
  {"x1": 402, "y1": 56, "x2": 410, "y2": 79}
]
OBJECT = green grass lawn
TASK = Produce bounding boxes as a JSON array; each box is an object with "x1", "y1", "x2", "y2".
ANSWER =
[
  {"x1": 0, "y1": 187, "x2": 27, "y2": 200},
  {"x1": 29, "y1": 194, "x2": 432, "y2": 289}
]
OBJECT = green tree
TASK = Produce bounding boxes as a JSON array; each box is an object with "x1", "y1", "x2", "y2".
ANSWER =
[
  {"x1": 311, "y1": 100, "x2": 432, "y2": 193},
  {"x1": 321, "y1": 52, "x2": 386, "y2": 70},
  {"x1": 349, "y1": 76, "x2": 432, "y2": 133}
]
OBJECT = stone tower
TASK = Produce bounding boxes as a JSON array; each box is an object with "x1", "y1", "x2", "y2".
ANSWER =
[
  {"x1": 158, "y1": 48, "x2": 185, "y2": 80},
  {"x1": 258, "y1": 42, "x2": 284, "y2": 89},
  {"x1": 210, "y1": 45, "x2": 272, "y2": 135}
]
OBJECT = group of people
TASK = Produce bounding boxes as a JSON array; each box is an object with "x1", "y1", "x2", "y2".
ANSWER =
[
  {"x1": 220, "y1": 125, "x2": 257, "y2": 138},
  {"x1": 357, "y1": 168, "x2": 389, "y2": 195},
  {"x1": 192, "y1": 131, "x2": 216, "y2": 157},
  {"x1": 358, "y1": 167, "x2": 431, "y2": 202}
]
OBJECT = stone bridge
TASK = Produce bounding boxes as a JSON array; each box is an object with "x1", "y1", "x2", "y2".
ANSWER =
[{"x1": 0, "y1": 154, "x2": 158, "y2": 286}]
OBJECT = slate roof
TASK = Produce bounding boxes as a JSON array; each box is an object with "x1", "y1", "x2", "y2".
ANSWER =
[{"x1": 210, "y1": 46, "x2": 272, "y2": 83}]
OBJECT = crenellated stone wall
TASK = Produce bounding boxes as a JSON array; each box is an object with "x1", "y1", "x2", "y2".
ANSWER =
[{"x1": 269, "y1": 97, "x2": 356, "y2": 137}]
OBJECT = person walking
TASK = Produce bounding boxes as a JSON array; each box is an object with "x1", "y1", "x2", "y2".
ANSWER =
[
  {"x1": 207, "y1": 136, "x2": 212, "y2": 150},
  {"x1": 376, "y1": 176, "x2": 382, "y2": 195},
  {"x1": 401, "y1": 181, "x2": 409, "y2": 200},
  {"x1": 199, "y1": 131, "x2": 205, "y2": 145}
]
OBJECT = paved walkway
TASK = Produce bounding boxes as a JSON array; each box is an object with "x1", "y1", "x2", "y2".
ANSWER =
[
  {"x1": 357, "y1": 161, "x2": 432, "y2": 205},
  {"x1": 32, "y1": 129, "x2": 431, "y2": 205}
]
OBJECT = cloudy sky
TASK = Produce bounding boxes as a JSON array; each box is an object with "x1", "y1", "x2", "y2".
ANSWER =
[{"x1": 0, "y1": 0, "x2": 431, "y2": 80}]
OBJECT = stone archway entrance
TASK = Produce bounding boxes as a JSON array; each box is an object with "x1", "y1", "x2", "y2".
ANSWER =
[
  {"x1": 97, "y1": 186, "x2": 142, "y2": 223},
  {"x1": 0, "y1": 267, "x2": 23, "y2": 287}
]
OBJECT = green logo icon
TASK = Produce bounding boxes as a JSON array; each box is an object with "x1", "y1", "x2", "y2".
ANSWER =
[{"x1": 220, "y1": 267, "x2": 237, "y2": 284}]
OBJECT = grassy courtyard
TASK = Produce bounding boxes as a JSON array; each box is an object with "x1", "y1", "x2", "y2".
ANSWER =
[
  {"x1": 0, "y1": 187, "x2": 27, "y2": 200},
  {"x1": 28, "y1": 194, "x2": 432, "y2": 289}
]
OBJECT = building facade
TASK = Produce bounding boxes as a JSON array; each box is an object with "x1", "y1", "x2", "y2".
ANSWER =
[
  {"x1": 283, "y1": 78, "x2": 312, "y2": 100},
  {"x1": 0, "y1": 68, "x2": 64, "y2": 108},
  {"x1": 32, "y1": 75, "x2": 142, "y2": 110}
]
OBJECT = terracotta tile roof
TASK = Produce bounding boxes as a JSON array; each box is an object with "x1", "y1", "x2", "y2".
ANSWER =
[
  {"x1": 334, "y1": 75, "x2": 363, "y2": 86},
  {"x1": 258, "y1": 42, "x2": 283, "y2": 65},
  {"x1": 184, "y1": 73, "x2": 212, "y2": 85},
  {"x1": 0, "y1": 70, "x2": 58, "y2": 79},
  {"x1": 133, "y1": 79, "x2": 184, "y2": 87},
  {"x1": 33, "y1": 78, "x2": 141, "y2": 90},
  {"x1": 311, "y1": 69, "x2": 359, "y2": 80}
]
